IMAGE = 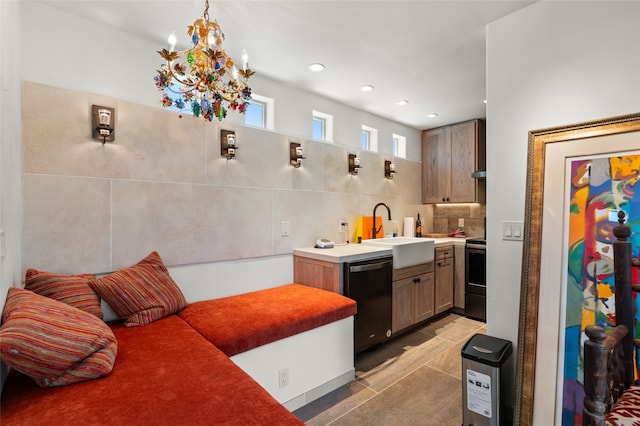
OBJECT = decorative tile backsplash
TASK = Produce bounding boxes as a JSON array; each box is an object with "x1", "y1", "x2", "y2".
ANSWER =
[{"x1": 432, "y1": 204, "x2": 486, "y2": 238}]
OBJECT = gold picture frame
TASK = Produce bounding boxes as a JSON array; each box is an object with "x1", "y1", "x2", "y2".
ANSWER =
[{"x1": 513, "y1": 112, "x2": 640, "y2": 425}]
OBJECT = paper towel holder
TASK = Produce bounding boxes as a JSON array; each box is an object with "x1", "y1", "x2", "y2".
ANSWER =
[{"x1": 403, "y1": 217, "x2": 415, "y2": 237}]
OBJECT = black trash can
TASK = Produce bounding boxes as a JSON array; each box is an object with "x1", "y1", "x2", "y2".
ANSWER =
[{"x1": 461, "y1": 334, "x2": 513, "y2": 426}]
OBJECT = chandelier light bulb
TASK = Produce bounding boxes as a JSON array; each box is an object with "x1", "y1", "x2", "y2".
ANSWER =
[
  {"x1": 207, "y1": 32, "x2": 216, "y2": 48},
  {"x1": 168, "y1": 31, "x2": 177, "y2": 51},
  {"x1": 242, "y1": 49, "x2": 249, "y2": 71}
]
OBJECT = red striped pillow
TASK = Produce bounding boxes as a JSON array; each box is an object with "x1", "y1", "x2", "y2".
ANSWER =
[
  {"x1": 0, "y1": 287, "x2": 117, "y2": 387},
  {"x1": 24, "y1": 269, "x2": 103, "y2": 319},
  {"x1": 88, "y1": 251, "x2": 187, "y2": 327}
]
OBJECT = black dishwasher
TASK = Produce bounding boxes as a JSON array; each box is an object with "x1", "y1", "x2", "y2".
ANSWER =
[{"x1": 343, "y1": 256, "x2": 393, "y2": 353}]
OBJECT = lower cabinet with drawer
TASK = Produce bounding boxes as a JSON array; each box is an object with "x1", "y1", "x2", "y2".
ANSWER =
[
  {"x1": 392, "y1": 262, "x2": 434, "y2": 334},
  {"x1": 435, "y1": 246, "x2": 454, "y2": 314}
]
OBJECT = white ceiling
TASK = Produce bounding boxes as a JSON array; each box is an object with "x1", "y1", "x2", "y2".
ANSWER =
[{"x1": 41, "y1": 0, "x2": 536, "y2": 130}]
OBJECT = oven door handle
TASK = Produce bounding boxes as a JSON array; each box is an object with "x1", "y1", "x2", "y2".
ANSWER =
[
  {"x1": 467, "y1": 282, "x2": 486, "y2": 288},
  {"x1": 466, "y1": 244, "x2": 486, "y2": 250}
]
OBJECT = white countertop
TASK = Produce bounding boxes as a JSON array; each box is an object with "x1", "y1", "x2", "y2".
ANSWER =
[
  {"x1": 431, "y1": 237, "x2": 468, "y2": 247},
  {"x1": 293, "y1": 236, "x2": 469, "y2": 264},
  {"x1": 293, "y1": 244, "x2": 392, "y2": 264}
]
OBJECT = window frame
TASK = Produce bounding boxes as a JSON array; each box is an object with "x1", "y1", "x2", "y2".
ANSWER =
[
  {"x1": 392, "y1": 133, "x2": 407, "y2": 158},
  {"x1": 362, "y1": 124, "x2": 378, "y2": 152},
  {"x1": 245, "y1": 93, "x2": 274, "y2": 130},
  {"x1": 312, "y1": 110, "x2": 334, "y2": 142}
]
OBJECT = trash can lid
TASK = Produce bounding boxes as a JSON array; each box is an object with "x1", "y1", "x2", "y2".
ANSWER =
[{"x1": 461, "y1": 334, "x2": 513, "y2": 367}]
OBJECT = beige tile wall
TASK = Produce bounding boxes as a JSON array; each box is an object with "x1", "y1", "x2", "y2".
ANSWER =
[{"x1": 22, "y1": 81, "x2": 424, "y2": 274}]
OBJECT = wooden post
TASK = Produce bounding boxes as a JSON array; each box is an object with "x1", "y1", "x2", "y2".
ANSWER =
[
  {"x1": 583, "y1": 325, "x2": 608, "y2": 426},
  {"x1": 613, "y1": 211, "x2": 634, "y2": 389}
]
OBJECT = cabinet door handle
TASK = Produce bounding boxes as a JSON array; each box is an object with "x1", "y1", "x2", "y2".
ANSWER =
[{"x1": 413, "y1": 277, "x2": 421, "y2": 284}]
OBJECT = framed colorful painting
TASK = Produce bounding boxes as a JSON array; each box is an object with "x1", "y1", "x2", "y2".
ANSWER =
[{"x1": 514, "y1": 113, "x2": 640, "y2": 426}]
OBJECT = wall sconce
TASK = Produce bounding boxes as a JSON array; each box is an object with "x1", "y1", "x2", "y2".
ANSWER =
[
  {"x1": 220, "y1": 130, "x2": 237, "y2": 159},
  {"x1": 385, "y1": 160, "x2": 397, "y2": 179},
  {"x1": 92, "y1": 105, "x2": 114, "y2": 144},
  {"x1": 348, "y1": 154, "x2": 362, "y2": 175},
  {"x1": 290, "y1": 142, "x2": 305, "y2": 168}
]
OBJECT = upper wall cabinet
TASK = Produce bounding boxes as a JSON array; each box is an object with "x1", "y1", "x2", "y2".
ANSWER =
[{"x1": 421, "y1": 119, "x2": 486, "y2": 204}]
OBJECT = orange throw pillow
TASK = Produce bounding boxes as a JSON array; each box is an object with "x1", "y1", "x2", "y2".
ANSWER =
[
  {"x1": 0, "y1": 288, "x2": 117, "y2": 387},
  {"x1": 24, "y1": 269, "x2": 103, "y2": 319},
  {"x1": 89, "y1": 251, "x2": 187, "y2": 327}
]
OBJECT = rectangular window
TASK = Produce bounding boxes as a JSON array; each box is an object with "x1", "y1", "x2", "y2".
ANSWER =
[
  {"x1": 312, "y1": 117, "x2": 325, "y2": 140},
  {"x1": 244, "y1": 93, "x2": 274, "y2": 130},
  {"x1": 392, "y1": 134, "x2": 407, "y2": 158},
  {"x1": 245, "y1": 100, "x2": 265, "y2": 128},
  {"x1": 361, "y1": 130, "x2": 370, "y2": 150},
  {"x1": 362, "y1": 125, "x2": 378, "y2": 152},
  {"x1": 312, "y1": 110, "x2": 333, "y2": 142}
]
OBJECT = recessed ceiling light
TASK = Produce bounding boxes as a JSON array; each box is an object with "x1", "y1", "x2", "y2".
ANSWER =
[
  {"x1": 360, "y1": 85, "x2": 374, "y2": 92},
  {"x1": 308, "y1": 63, "x2": 325, "y2": 72},
  {"x1": 427, "y1": 113, "x2": 438, "y2": 118},
  {"x1": 396, "y1": 100, "x2": 409, "y2": 106},
  {"x1": 483, "y1": 99, "x2": 487, "y2": 104}
]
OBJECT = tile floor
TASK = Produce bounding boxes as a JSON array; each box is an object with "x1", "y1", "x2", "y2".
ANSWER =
[{"x1": 294, "y1": 314, "x2": 486, "y2": 426}]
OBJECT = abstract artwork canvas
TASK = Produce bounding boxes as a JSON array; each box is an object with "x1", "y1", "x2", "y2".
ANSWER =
[{"x1": 561, "y1": 153, "x2": 640, "y2": 425}]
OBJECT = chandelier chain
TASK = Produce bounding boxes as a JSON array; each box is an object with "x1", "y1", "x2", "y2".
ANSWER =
[{"x1": 203, "y1": 0, "x2": 210, "y2": 22}]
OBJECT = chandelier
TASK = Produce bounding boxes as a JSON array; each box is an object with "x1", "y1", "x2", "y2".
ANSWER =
[{"x1": 154, "y1": 0, "x2": 254, "y2": 122}]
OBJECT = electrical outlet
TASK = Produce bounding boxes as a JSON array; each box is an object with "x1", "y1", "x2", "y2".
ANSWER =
[
  {"x1": 458, "y1": 218, "x2": 464, "y2": 227},
  {"x1": 278, "y1": 368, "x2": 289, "y2": 388},
  {"x1": 281, "y1": 221, "x2": 290, "y2": 237},
  {"x1": 339, "y1": 219, "x2": 348, "y2": 233}
]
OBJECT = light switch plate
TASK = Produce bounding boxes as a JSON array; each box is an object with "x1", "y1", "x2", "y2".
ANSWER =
[{"x1": 503, "y1": 221, "x2": 524, "y2": 241}]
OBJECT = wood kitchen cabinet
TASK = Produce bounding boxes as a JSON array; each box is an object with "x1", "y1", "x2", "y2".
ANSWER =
[
  {"x1": 293, "y1": 256, "x2": 341, "y2": 293},
  {"x1": 392, "y1": 262, "x2": 434, "y2": 334},
  {"x1": 434, "y1": 246, "x2": 454, "y2": 314},
  {"x1": 453, "y1": 245, "x2": 465, "y2": 311},
  {"x1": 421, "y1": 119, "x2": 486, "y2": 204}
]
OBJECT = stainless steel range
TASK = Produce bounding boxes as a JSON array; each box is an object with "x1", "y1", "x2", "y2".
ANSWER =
[{"x1": 465, "y1": 238, "x2": 486, "y2": 322}]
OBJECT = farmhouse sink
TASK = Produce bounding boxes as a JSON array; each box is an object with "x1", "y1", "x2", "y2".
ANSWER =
[{"x1": 361, "y1": 237, "x2": 435, "y2": 269}]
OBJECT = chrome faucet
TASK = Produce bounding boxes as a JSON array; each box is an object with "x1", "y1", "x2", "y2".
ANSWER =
[{"x1": 372, "y1": 202, "x2": 392, "y2": 239}]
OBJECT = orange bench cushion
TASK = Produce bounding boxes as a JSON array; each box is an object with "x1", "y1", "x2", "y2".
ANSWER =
[
  {"x1": 178, "y1": 284, "x2": 357, "y2": 356},
  {"x1": 1, "y1": 315, "x2": 302, "y2": 426}
]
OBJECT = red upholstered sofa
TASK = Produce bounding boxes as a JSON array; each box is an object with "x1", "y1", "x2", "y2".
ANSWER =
[{"x1": 1, "y1": 284, "x2": 356, "y2": 425}]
